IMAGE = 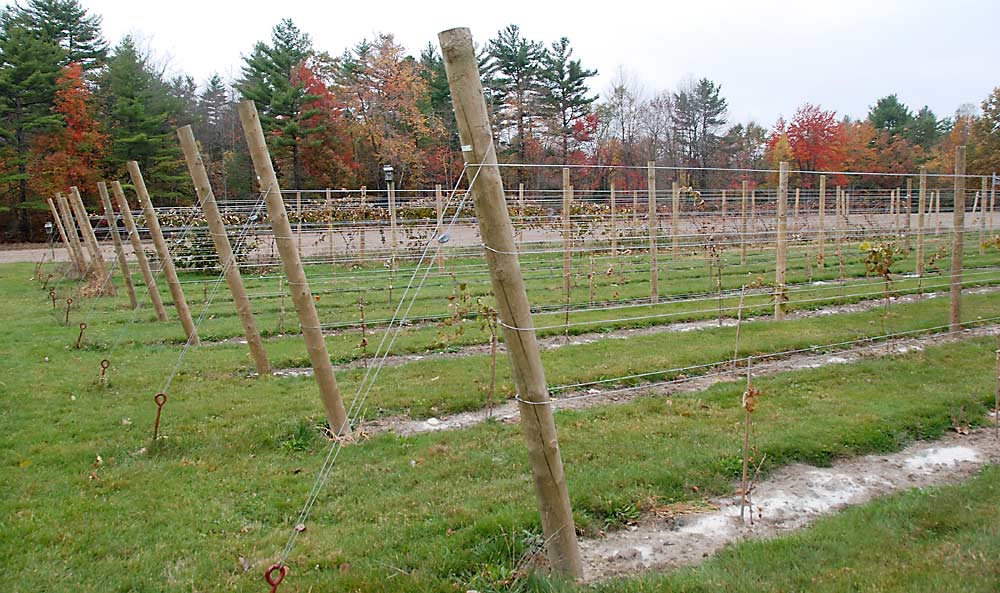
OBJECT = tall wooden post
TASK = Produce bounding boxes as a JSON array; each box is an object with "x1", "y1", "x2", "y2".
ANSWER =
[
  {"x1": 894, "y1": 188, "x2": 901, "y2": 237},
  {"x1": 950, "y1": 147, "x2": 966, "y2": 333},
  {"x1": 632, "y1": 190, "x2": 638, "y2": 227},
  {"x1": 178, "y1": 125, "x2": 271, "y2": 376},
  {"x1": 740, "y1": 181, "x2": 748, "y2": 265},
  {"x1": 774, "y1": 162, "x2": 789, "y2": 320},
  {"x1": 721, "y1": 189, "x2": 727, "y2": 217},
  {"x1": 916, "y1": 167, "x2": 926, "y2": 277},
  {"x1": 818, "y1": 175, "x2": 826, "y2": 268},
  {"x1": 97, "y1": 182, "x2": 138, "y2": 308},
  {"x1": 238, "y1": 100, "x2": 350, "y2": 435},
  {"x1": 388, "y1": 179, "x2": 398, "y2": 271},
  {"x1": 47, "y1": 196, "x2": 81, "y2": 275},
  {"x1": 648, "y1": 160, "x2": 658, "y2": 303},
  {"x1": 69, "y1": 186, "x2": 113, "y2": 292},
  {"x1": 435, "y1": 183, "x2": 445, "y2": 270},
  {"x1": 980, "y1": 177, "x2": 988, "y2": 255},
  {"x1": 794, "y1": 187, "x2": 800, "y2": 221},
  {"x1": 991, "y1": 179, "x2": 996, "y2": 238},
  {"x1": 439, "y1": 27, "x2": 581, "y2": 577},
  {"x1": 296, "y1": 191, "x2": 303, "y2": 254},
  {"x1": 127, "y1": 161, "x2": 199, "y2": 345},
  {"x1": 935, "y1": 190, "x2": 941, "y2": 237},
  {"x1": 111, "y1": 182, "x2": 169, "y2": 321},
  {"x1": 326, "y1": 188, "x2": 335, "y2": 270},
  {"x1": 517, "y1": 182, "x2": 525, "y2": 245},
  {"x1": 610, "y1": 180, "x2": 617, "y2": 258},
  {"x1": 562, "y1": 168, "x2": 572, "y2": 298},
  {"x1": 359, "y1": 186, "x2": 367, "y2": 265},
  {"x1": 671, "y1": 181, "x2": 680, "y2": 255},
  {"x1": 905, "y1": 179, "x2": 912, "y2": 251}
]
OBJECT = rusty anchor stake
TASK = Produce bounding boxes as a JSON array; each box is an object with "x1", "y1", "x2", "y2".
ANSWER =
[
  {"x1": 265, "y1": 564, "x2": 288, "y2": 593},
  {"x1": 99, "y1": 359, "x2": 110, "y2": 384},
  {"x1": 74, "y1": 322, "x2": 87, "y2": 349},
  {"x1": 49, "y1": 289, "x2": 57, "y2": 309},
  {"x1": 64, "y1": 297, "x2": 73, "y2": 325},
  {"x1": 152, "y1": 392, "x2": 167, "y2": 440}
]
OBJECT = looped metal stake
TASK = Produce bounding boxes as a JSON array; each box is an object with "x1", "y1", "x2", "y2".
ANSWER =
[
  {"x1": 99, "y1": 359, "x2": 110, "y2": 383},
  {"x1": 75, "y1": 322, "x2": 87, "y2": 349},
  {"x1": 64, "y1": 298, "x2": 73, "y2": 325},
  {"x1": 152, "y1": 392, "x2": 167, "y2": 440},
  {"x1": 49, "y1": 289, "x2": 56, "y2": 309},
  {"x1": 264, "y1": 563, "x2": 287, "y2": 592}
]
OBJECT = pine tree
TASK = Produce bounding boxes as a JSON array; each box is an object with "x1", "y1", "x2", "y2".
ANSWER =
[
  {"x1": 539, "y1": 37, "x2": 596, "y2": 161},
  {"x1": 484, "y1": 25, "x2": 545, "y2": 165},
  {"x1": 239, "y1": 18, "x2": 322, "y2": 189},
  {"x1": 101, "y1": 36, "x2": 189, "y2": 204},
  {"x1": 20, "y1": 0, "x2": 107, "y2": 73},
  {"x1": 0, "y1": 13, "x2": 64, "y2": 239},
  {"x1": 672, "y1": 78, "x2": 728, "y2": 186},
  {"x1": 868, "y1": 94, "x2": 913, "y2": 137}
]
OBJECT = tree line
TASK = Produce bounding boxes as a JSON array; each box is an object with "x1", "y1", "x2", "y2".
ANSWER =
[{"x1": 1, "y1": 2, "x2": 998, "y2": 241}]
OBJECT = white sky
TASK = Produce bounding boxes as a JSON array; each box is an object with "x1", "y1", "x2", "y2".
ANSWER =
[{"x1": 21, "y1": 0, "x2": 1000, "y2": 126}]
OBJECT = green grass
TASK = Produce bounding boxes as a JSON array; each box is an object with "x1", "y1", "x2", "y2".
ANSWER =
[{"x1": 3, "y1": 254, "x2": 1000, "y2": 591}]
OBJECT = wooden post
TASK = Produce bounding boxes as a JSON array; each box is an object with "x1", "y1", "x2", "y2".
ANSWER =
[
  {"x1": 69, "y1": 186, "x2": 113, "y2": 292},
  {"x1": 47, "y1": 196, "x2": 81, "y2": 275},
  {"x1": 97, "y1": 182, "x2": 138, "y2": 309},
  {"x1": 57, "y1": 192, "x2": 91, "y2": 275},
  {"x1": 127, "y1": 161, "x2": 200, "y2": 345},
  {"x1": 648, "y1": 160, "x2": 658, "y2": 303},
  {"x1": 818, "y1": 175, "x2": 826, "y2": 269},
  {"x1": 439, "y1": 27, "x2": 581, "y2": 577},
  {"x1": 980, "y1": 177, "x2": 988, "y2": 255},
  {"x1": 610, "y1": 180, "x2": 617, "y2": 258},
  {"x1": 794, "y1": 187, "x2": 800, "y2": 221},
  {"x1": 894, "y1": 187, "x2": 901, "y2": 237},
  {"x1": 178, "y1": 125, "x2": 271, "y2": 376},
  {"x1": 905, "y1": 179, "x2": 913, "y2": 251},
  {"x1": 562, "y1": 168, "x2": 572, "y2": 299},
  {"x1": 991, "y1": 180, "x2": 997, "y2": 238},
  {"x1": 916, "y1": 167, "x2": 926, "y2": 277},
  {"x1": 326, "y1": 188, "x2": 334, "y2": 268},
  {"x1": 296, "y1": 191, "x2": 303, "y2": 254},
  {"x1": 935, "y1": 190, "x2": 942, "y2": 237},
  {"x1": 740, "y1": 181, "x2": 748, "y2": 265},
  {"x1": 721, "y1": 189, "x2": 727, "y2": 217},
  {"x1": 111, "y1": 181, "x2": 169, "y2": 321},
  {"x1": 632, "y1": 189, "x2": 638, "y2": 227},
  {"x1": 436, "y1": 183, "x2": 445, "y2": 270},
  {"x1": 774, "y1": 162, "x2": 789, "y2": 320},
  {"x1": 238, "y1": 100, "x2": 351, "y2": 435},
  {"x1": 359, "y1": 186, "x2": 367, "y2": 265},
  {"x1": 671, "y1": 181, "x2": 680, "y2": 255},
  {"x1": 388, "y1": 179, "x2": 398, "y2": 271},
  {"x1": 518, "y1": 182, "x2": 525, "y2": 245},
  {"x1": 950, "y1": 146, "x2": 966, "y2": 333}
]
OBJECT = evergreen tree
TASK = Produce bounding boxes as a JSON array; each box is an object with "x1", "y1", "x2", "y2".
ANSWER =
[
  {"x1": 868, "y1": 94, "x2": 913, "y2": 137},
  {"x1": 484, "y1": 25, "x2": 545, "y2": 165},
  {"x1": 20, "y1": 0, "x2": 107, "y2": 73},
  {"x1": 0, "y1": 13, "x2": 64, "y2": 239},
  {"x1": 101, "y1": 36, "x2": 189, "y2": 204},
  {"x1": 906, "y1": 105, "x2": 946, "y2": 149},
  {"x1": 239, "y1": 18, "x2": 322, "y2": 189},
  {"x1": 672, "y1": 78, "x2": 728, "y2": 186},
  {"x1": 540, "y1": 37, "x2": 597, "y2": 161}
]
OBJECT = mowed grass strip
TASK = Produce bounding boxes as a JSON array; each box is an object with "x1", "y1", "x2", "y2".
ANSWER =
[{"x1": 3, "y1": 298, "x2": 998, "y2": 593}]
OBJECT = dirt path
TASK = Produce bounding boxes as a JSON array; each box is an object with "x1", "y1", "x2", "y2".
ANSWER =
[
  {"x1": 579, "y1": 425, "x2": 1000, "y2": 581},
  {"x1": 361, "y1": 323, "x2": 1000, "y2": 436}
]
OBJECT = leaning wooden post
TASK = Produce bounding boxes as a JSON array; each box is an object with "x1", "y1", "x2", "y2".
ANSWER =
[
  {"x1": 818, "y1": 175, "x2": 826, "y2": 269},
  {"x1": 950, "y1": 146, "x2": 966, "y2": 333},
  {"x1": 740, "y1": 180, "x2": 748, "y2": 265},
  {"x1": 435, "y1": 183, "x2": 445, "y2": 270},
  {"x1": 671, "y1": 181, "x2": 680, "y2": 255},
  {"x1": 57, "y1": 192, "x2": 91, "y2": 275},
  {"x1": 916, "y1": 167, "x2": 926, "y2": 277},
  {"x1": 439, "y1": 27, "x2": 581, "y2": 576},
  {"x1": 111, "y1": 181, "x2": 169, "y2": 321},
  {"x1": 610, "y1": 179, "x2": 617, "y2": 258},
  {"x1": 97, "y1": 182, "x2": 138, "y2": 308},
  {"x1": 47, "y1": 196, "x2": 81, "y2": 276},
  {"x1": 238, "y1": 100, "x2": 350, "y2": 435},
  {"x1": 69, "y1": 186, "x2": 114, "y2": 293},
  {"x1": 774, "y1": 162, "x2": 789, "y2": 320},
  {"x1": 648, "y1": 160, "x2": 659, "y2": 303},
  {"x1": 178, "y1": 125, "x2": 271, "y2": 376},
  {"x1": 127, "y1": 161, "x2": 200, "y2": 345}
]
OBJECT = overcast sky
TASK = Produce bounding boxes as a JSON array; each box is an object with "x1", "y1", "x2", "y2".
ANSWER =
[{"x1": 28, "y1": 0, "x2": 1000, "y2": 126}]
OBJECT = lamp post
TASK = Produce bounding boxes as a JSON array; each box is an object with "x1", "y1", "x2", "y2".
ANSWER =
[{"x1": 384, "y1": 165, "x2": 398, "y2": 271}]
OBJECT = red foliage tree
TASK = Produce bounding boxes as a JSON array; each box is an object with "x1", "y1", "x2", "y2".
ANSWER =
[{"x1": 29, "y1": 62, "x2": 107, "y2": 204}]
